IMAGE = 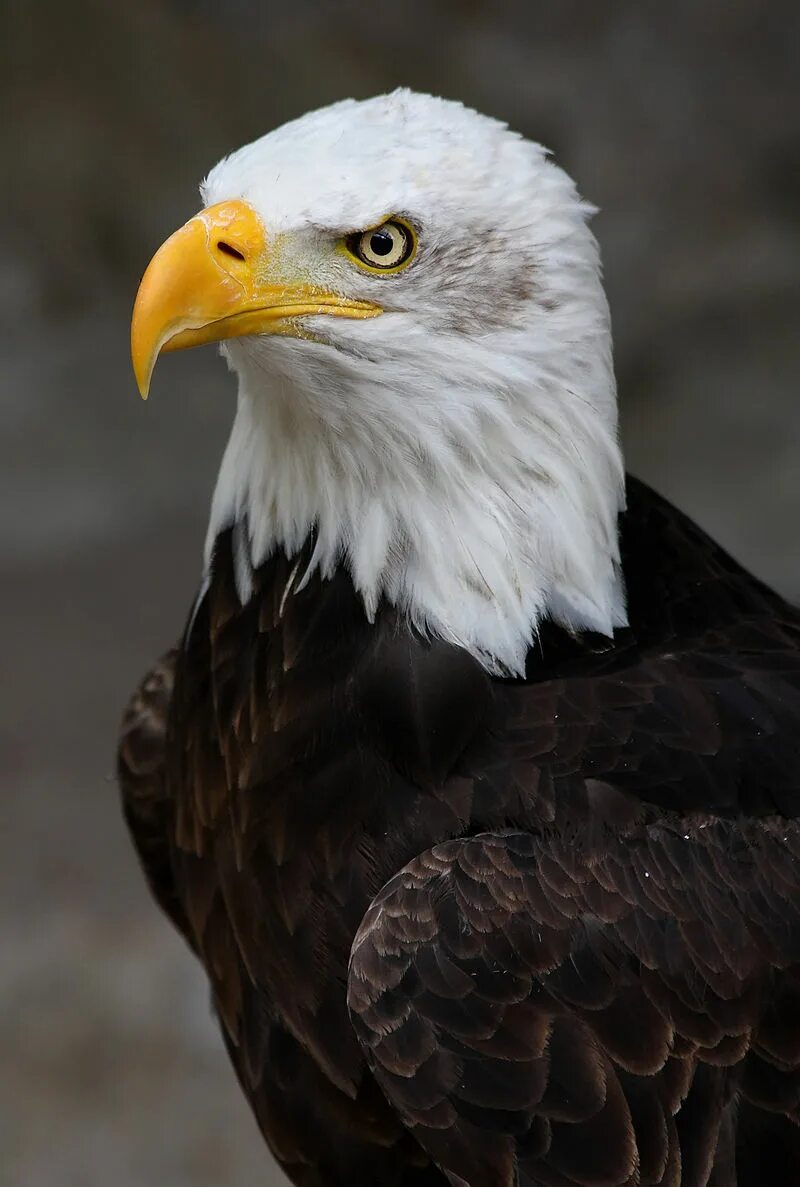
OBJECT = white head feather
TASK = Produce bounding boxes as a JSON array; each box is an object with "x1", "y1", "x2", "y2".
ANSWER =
[{"x1": 201, "y1": 89, "x2": 626, "y2": 675}]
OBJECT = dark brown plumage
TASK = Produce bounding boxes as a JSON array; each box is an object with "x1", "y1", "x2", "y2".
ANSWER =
[{"x1": 118, "y1": 477, "x2": 800, "y2": 1186}]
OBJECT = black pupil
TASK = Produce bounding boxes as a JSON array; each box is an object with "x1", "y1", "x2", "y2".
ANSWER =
[{"x1": 369, "y1": 228, "x2": 396, "y2": 257}]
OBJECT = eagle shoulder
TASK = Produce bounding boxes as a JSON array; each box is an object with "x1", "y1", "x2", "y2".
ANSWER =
[{"x1": 348, "y1": 824, "x2": 800, "y2": 1187}]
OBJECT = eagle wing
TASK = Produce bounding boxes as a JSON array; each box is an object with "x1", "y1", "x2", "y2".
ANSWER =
[
  {"x1": 117, "y1": 647, "x2": 192, "y2": 941},
  {"x1": 348, "y1": 822, "x2": 800, "y2": 1187}
]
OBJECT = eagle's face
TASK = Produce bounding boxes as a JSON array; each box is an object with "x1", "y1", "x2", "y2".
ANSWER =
[
  {"x1": 133, "y1": 90, "x2": 600, "y2": 396},
  {"x1": 131, "y1": 91, "x2": 624, "y2": 676}
]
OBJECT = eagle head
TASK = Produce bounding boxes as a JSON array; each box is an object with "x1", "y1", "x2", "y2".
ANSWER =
[{"x1": 131, "y1": 89, "x2": 625, "y2": 674}]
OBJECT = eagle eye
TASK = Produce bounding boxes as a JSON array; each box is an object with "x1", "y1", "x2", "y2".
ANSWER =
[{"x1": 344, "y1": 219, "x2": 416, "y2": 274}]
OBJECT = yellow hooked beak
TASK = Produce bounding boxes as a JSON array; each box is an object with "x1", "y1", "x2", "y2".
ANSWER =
[{"x1": 131, "y1": 199, "x2": 382, "y2": 398}]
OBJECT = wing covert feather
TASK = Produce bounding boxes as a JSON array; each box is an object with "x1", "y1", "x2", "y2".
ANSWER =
[
  {"x1": 117, "y1": 648, "x2": 191, "y2": 938},
  {"x1": 349, "y1": 824, "x2": 800, "y2": 1187}
]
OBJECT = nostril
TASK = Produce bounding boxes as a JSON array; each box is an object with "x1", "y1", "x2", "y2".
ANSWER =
[{"x1": 216, "y1": 240, "x2": 246, "y2": 261}]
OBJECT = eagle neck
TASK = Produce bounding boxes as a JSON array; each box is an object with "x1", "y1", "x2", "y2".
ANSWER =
[{"x1": 205, "y1": 329, "x2": 626, "y2": 675}]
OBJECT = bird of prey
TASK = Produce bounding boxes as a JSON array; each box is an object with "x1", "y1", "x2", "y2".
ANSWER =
[{"x1": 119, "y1": 90, "x2": 800, "y2": 1187}]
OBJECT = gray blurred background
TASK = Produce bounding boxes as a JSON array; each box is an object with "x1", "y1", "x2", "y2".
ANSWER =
[{"x1": 2, "y1": 2, "x2": 799, "y2": 1184}]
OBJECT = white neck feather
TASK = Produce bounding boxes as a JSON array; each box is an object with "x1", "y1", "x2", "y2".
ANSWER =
[{"x1": 205, "y1": 284, "x2": 625, "y2": 676}]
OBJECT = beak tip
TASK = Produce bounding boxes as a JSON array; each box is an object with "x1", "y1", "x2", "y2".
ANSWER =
[
  {"x1": 132, "y1": 355, "x2": 152, "y2": 400},
  {"x1": 131, "y1": 319, "x2": 154, "y2": 399}
]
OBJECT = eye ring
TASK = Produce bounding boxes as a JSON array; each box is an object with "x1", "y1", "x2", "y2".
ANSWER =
[{"x1": 343, "y1": 218, "x2": 417, "y2": 274}]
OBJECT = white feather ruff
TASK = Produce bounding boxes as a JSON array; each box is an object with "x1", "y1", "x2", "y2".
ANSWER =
[{"x1": 200, "y1": 90, "x2": 626, "y2": 675}]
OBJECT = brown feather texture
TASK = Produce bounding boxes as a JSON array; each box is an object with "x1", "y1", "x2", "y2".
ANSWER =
[{"x1": 118, "y1": 478, "x2": 800, "y2": 1186}]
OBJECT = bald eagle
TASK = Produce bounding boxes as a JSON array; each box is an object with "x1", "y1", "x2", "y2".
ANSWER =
[{"x1": 119, "y1": 91, "x2": 800, "y2": 1187}]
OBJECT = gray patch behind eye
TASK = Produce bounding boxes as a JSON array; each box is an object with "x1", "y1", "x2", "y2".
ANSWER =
[{"x1": 419, "y1": 229, "x2": 540, "y2": 334}]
